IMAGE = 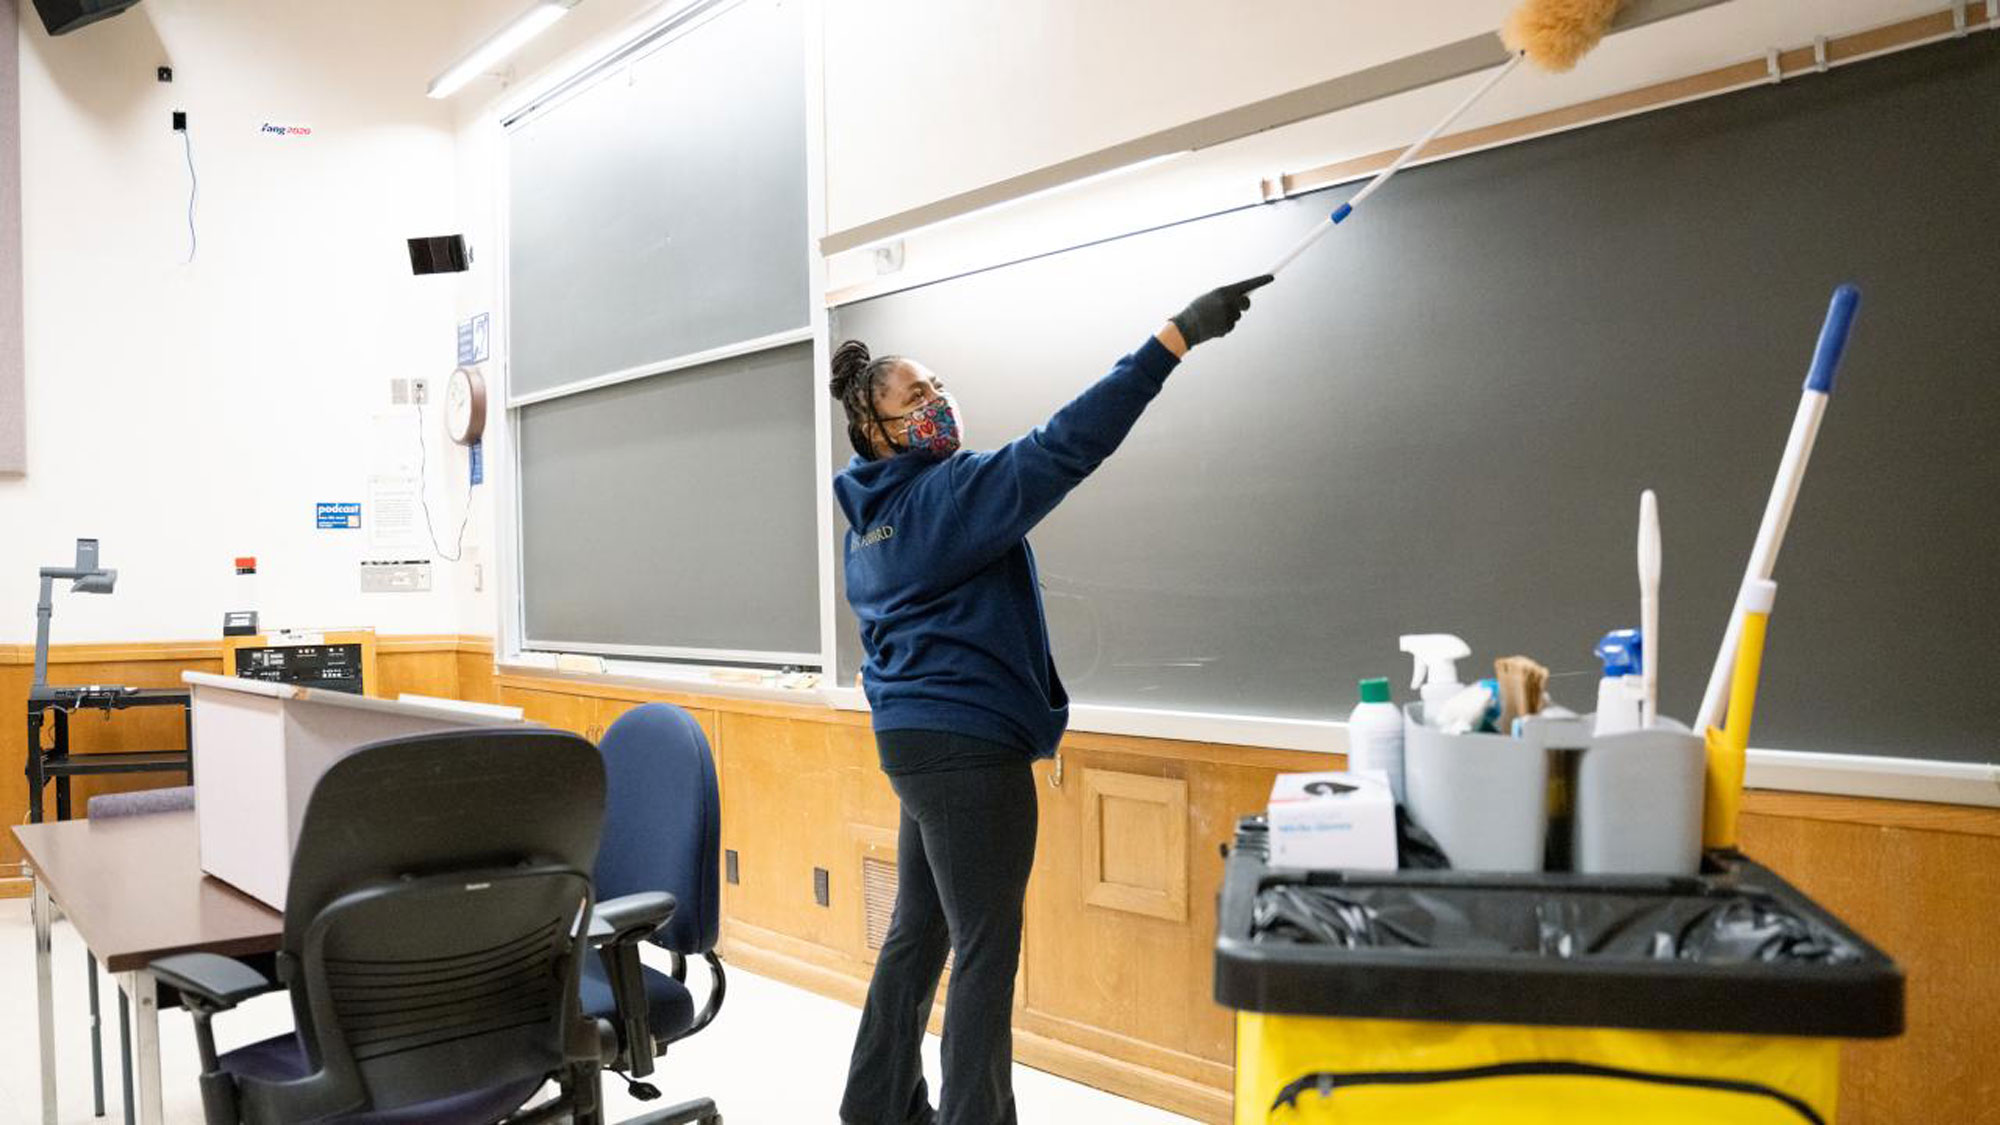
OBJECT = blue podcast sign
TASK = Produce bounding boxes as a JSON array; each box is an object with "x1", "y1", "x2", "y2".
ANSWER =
[{"x1": 316, "y1": 502, "x2": 361, "y2": 529}]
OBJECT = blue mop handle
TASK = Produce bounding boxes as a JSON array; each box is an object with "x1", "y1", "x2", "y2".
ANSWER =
[
  {"x1": 1696, "y1": 282, "x2": 1862, "y2": 733},
  {"x1": 1804, "y1": 283, "x2": 1861, "y2": 394}
]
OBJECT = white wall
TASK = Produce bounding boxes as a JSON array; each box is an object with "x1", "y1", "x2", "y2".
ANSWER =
[
  {"x1": 820, "y1": 0, "x2": 1522, "y2": 235},
  {"x1": 820, "y1": 0, "x2": 1946, "y2": 293},
  {"x1": 0, "y1": 0, "x2": 476, "y2": 645},
  {"x1": 1, "y1": 0, "x2": 22, "y2": 473}
]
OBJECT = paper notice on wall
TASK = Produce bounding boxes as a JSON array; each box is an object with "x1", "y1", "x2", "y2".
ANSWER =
[
  {"x1": 367, "y1": 475, "x2": 423, "y2": 550},
  {"x1": 366, "y1": 410, "x2": 425, "y2": 551}
]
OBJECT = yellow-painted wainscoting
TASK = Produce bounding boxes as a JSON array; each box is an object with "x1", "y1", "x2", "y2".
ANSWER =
[
  {"x1": 0, "y1": 635, "x2": 487, "y2": 888},
  {"x1": 4, "y1": 638, "x2": 1992, "y2": 1123}
]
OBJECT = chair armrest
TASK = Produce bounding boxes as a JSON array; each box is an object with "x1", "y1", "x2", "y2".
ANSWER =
[
  {"x1": 150, "y1": 953, "x2": 278, "y2": 1013},
  {"x1": 150, "y1": 952, "x2": 276, "y2": 1120},
  {"x1": 590, "y1": 892, "x2": 675, "y2": 1080},
  {"x1": 588, "y1": 891, "x2": 677, "y2": 946}
]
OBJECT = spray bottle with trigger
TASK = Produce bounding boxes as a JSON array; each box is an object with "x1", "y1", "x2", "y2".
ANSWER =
[
  {"x1": 1592, "y1": 628, "x2": 1647, "y2": 737},
  {"x1": 1400, "y1": 635, "x2": 1471, "y2": 724}
]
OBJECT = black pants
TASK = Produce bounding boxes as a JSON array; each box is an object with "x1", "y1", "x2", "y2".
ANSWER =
[{"x1": 841, "y1": 754, "x2": 1039, "y2": 1125}]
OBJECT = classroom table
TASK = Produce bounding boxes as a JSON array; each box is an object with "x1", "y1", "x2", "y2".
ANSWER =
[{"x1": 13, "y1": 811, "x2": 282, "y2": 1125}]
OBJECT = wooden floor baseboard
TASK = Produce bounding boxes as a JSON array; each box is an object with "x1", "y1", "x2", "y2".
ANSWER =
[{"x1": 721, "y1": 929, "x2": 1232, "y2": 1124}]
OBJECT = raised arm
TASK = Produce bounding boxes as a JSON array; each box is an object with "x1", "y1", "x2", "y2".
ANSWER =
[{"x1": 941, "y1": 276, "x2": 1272, "y2": 563}]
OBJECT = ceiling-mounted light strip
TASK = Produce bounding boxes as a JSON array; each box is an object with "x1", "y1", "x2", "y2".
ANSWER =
[
  {"x1": 429, "y1": 0, "x2": 583, "y2": 100},
  {"x1": 497, "y1": 0, "x2": 735, "y2": 129}
]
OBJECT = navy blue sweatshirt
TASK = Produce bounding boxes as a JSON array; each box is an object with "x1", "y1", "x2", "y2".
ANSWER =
[{"x1": 834, "y1": 335, "x2": 1181, "y2": 760}]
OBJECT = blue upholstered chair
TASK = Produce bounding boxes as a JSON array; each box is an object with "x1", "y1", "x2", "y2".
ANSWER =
[{"x1": 584, "y1": 704, "x2": 726, "y2": 1114}]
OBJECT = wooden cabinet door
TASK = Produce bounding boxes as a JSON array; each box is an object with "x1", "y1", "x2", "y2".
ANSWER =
[
  {"x1": 592, "y1": 697, "x2": 642, "y2": 742},
  {"x1": 1018, "y1": 743, "x2": 1268, "y2": 1091},
  {"x1": 590, "y1": 698, "x2": 720, "y2": 754},
  {"x1": 496, "y1": 686, "x2": 595, "y2": 736}
]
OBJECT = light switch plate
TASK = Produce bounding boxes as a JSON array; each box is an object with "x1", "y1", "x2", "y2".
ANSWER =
[{"x1": 359, "y1": 560, "x2": 432, "y2": 593}]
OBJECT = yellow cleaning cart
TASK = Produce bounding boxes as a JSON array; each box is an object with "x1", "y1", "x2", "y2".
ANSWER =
[{"x1": 1215, "y1": 820, "x2": 1901, "y2": 1124}]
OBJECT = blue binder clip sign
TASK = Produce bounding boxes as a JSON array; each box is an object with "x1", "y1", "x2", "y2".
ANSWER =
[{"x1": 316, "y1": 502, "x2": 362, "y2": 530}]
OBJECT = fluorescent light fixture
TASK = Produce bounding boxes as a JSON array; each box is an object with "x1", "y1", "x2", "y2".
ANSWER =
[{"x1": 429, "y1": 0, "x2": 582, "y2": 100}]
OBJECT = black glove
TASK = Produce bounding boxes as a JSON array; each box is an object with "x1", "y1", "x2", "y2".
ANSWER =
[{"x1": 1170, "y1": 275, "x2": 1274, "y2": 348}]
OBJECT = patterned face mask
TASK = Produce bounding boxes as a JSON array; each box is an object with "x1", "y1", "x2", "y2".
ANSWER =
[{"x1": 893, "y1": 392, "x2": 961, "y2": 458}]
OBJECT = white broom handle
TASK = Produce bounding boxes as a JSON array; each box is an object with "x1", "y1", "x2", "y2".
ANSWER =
[
  {"x1": 1695, "y1": 393, "x2": 1825, "y2": 732},
  {"x1": 1265, "y1": 52, "x2": 1525, "y2": 278},
  {"x1": 1639, "y1": 489, "x2": 1660, "y2": 727}
]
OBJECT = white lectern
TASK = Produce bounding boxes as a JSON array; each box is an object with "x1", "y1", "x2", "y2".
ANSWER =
[{"x1": 183, "y1": 671, "x2": 528, "y2": 908}]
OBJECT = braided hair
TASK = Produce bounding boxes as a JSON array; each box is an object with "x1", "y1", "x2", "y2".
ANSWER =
[{"x1": 829, "y1": 339, "x2": 907, "y2": 459}]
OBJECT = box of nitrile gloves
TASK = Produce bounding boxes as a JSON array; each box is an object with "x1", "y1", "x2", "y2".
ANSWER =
[{"x1": 1266, "y1": 770, "x2": 1397, "y2": 871}]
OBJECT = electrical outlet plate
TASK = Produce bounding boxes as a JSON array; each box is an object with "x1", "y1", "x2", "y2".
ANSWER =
[{"x1": 410, "y1": 377, "x2": 430, "y2": 405}]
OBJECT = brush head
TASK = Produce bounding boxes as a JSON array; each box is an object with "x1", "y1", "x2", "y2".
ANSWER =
[
  {"x1": 1502, "y1": 0, "x2": 1625, "y2": 72},
  {"x1": 1638, "y1": 489, "x2": 1660, "y2": 585}
]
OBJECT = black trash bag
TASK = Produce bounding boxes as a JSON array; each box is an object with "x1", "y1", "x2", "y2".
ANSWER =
[
  {"x1": 1395, "y1": 806, "x2": 1451, "y2": 870},
  {"x1": 1252, "y1": 884, "x2": 1861, "y2": 965},
  {"x1": 1253, "y1": 884, "x2": 1515, "y2": 952}
]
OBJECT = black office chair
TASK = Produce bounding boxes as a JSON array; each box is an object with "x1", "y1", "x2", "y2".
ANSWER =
[
  {"x1": 586, "y1": 704, "x2": 725, "y2": 1120},
  {"x1": 150, "y1": 728, "x2": 714, "y2": 1124}
]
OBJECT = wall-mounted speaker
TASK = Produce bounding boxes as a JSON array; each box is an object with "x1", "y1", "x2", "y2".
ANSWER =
[
  {"x1": 407, "y1": 235, "x2": 471, "y2": 275},
  {"x1": 32, "y1": 0, "x2": 143, "y2": 36}
]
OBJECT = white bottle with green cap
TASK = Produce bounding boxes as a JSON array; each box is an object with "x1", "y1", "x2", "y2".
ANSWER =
[{"x1": 1347, "y1": 677, "x2": 1406, "y2": 804}]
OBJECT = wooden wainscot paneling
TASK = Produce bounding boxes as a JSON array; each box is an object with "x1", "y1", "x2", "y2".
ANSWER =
[
  {"x1": 0, "y1": 636, "x2": 492, "y2": 896},
  {"x1": 847, "y1": 821, "x2": 957, "y2": 992},
  {"x1": 1081, "y1": 768, "x2": 1189, "y2": 923},
  {"x1": 2, "y1": 636, "x2": 486, "y2": 897},
  {"x1": 1, "y1": 644, "x2": 220, "y2": 890},
  {"x1": 1022, "y1": 749, "x2": 1235, "y2": 1122},
  {"x1": 496, "y1": 684, "x2": 596, "y2": 735},
  {"x1": 1738, "y1": 803, "x2": 2000, "y2": 1125},
  {"x1": 716, "y1": 711, "x2": 888, "y2": 959},
  {"x1": 454, "y1": 635, "x2": 498, "y2": 704},
  {"x1": 428, "y1": 669, "x2": 2000, "y2": 1125}
]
